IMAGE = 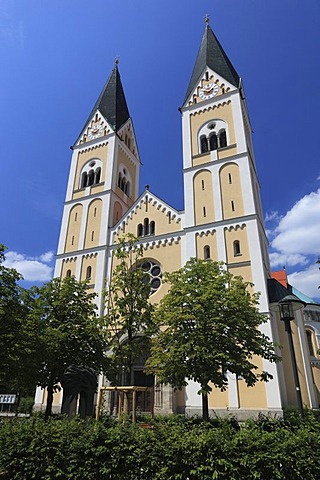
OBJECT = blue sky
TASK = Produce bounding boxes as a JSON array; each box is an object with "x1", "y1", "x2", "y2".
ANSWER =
[{"x1": 1, "y1": 0, "x2": 320, "y2": 300}]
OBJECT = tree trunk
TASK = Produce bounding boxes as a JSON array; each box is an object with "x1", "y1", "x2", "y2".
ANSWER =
[
  {"x1": 202, "y1": 391, "x2": 209, "y2": 421},
  {"x1": 45, "y1": 384, "x2": 54, "y2": 419}
]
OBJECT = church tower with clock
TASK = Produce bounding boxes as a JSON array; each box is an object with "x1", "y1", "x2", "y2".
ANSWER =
[
  {"x1": 53, "y1": 60, "x2": 141, "y2": 316},
  {"x1": 35, "y1": 19, "x2": 318, "y2": 417}
]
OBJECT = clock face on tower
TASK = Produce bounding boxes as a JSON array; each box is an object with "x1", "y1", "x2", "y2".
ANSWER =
[
  {"x1": 199, "y1": 83, "x2": 219, "y2": 100},
  {"x1": 88, "y1": 123, "x2": 103, "y2": 140}
]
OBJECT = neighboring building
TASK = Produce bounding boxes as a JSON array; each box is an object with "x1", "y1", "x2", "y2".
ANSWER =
[{"x1": 34, "y1": 21, "x2": 320, "y2": 417}]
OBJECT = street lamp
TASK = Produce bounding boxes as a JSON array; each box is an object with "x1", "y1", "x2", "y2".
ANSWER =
[{"x1": 278, "y1": 295, "x2": 305, "y2": 416}]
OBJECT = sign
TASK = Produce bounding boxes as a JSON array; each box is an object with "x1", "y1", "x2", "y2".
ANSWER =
[{"x1": 0, "y1": 394, "x2": 16, "y2": 404}]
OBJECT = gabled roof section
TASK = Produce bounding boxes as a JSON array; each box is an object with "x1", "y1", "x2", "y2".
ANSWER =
[
  {"x1": 111, "y1": 188, "x2": 183, "y2": 239},
  {"x1": 75, "y1": 63, "x2": 130, "y2": 146},
  {"x1": 183, "y1": 23, "x2": 240, "y2": 106}
]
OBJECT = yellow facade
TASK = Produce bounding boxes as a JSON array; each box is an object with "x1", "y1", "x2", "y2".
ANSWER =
[
  {"x1": 84, "y1": 199, "x2": 102, "y2": 249},
  {"x1": 65, "y1": 204, "x2": 83, "y2": 253},
  {"x1": 190, "y1": 101, "x2": 236, "y2": 159},
  {"x1": 193, "y1": 170, "x2": 215, "y2": 225},
  {"x1": 73, "y1": 143, "x2": 108, "y2": 194}
]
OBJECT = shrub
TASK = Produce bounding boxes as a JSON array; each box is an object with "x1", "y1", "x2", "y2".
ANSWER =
[{"x1": 0, "y1": 414, "x2": 320, "y2": 479}]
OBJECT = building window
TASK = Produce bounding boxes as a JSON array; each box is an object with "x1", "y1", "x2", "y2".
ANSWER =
[
  {"x1": 66, "y1": 269, "x2": 71, "y2": 278},
  {"x1": 219, "y1": 130, "x2": 227, "y2": 148},
  {"x1": 88, "y1": 170, "x2": 95, "y2": 186},
  {"x1": 306, "y1": 330, "x2": 315, "y2": 357},
  {"x1": 200, "y1": 135, "x2": 208, "y2": 154},
  {"x1": 94, "y1": 167, "x2": 101, "y2": 184},
  {"x1": 118, "y1": 168, "x2": 131, "y2": 197},
  {"x1": 209, "y1": 133, "x2": 218, "y2": 151},
  {"x1": 86, "y1": 266, "x2": 92, "y2": 280},
  {"x1": 118, "y1": 172, "x2": 122, "y2": 187},
  {"x1": 124, "y1": 181, "x2": 130, "y2": 196},
  {"x1": 204, "y1": 245, "x2": 211, "y2": 260},
  {"x1": 198, "y1": 120, "x2": 228, "y2": 154},
  {"x1": 137, "y1": 223, "x2": 143, "y2": 237},
  {"x1": 201, "y1": 180, "x2": 205, "y2": 190},
  {"x1": 144, "y1": 218, "x2": 149, "y2": 236},
  {"x1": 233, "y1": 240, "x2": 241, "y2": 256},
  {"x1": 80, "y1": 161, "x2": 102, "y2": 189},
  {"x1": 203, "y1": 206, "x2": 206, "y2": 217},
  {"x1": 137, "y1": 218, "x2": 155, "y2": 237},
  {"x1": 81, "y1": 172, "x2": 88, "y2": 189},
  {"x1": 139, "y1": 260, "x2": 162, "y2": 295},
  {"x1": 228, "y1": 173, "x2": 232, "y2": 184},
  {"x1": 231, "y1": 200, "x2": 235, "y2": 212}
]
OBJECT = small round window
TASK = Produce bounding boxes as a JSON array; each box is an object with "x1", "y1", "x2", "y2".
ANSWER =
[
  {"x1": 139, "y1": 260, "x2": 162, "y2": 294},
  {"x1": 89, "y1": 160, "x2": 96, "y2": 167}
]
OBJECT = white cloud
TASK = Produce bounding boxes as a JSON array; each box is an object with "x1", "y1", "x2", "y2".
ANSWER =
[
  {"x1": 265, "y1": 210, "x2": 281, "y2": 223},
  {"x1": 39, "y1": 251, "x2": 55, "y2": 263},
  {"x1": 269, "y1": 252, "x2": 308, "y2": 268},
  {"x1": 288, "y1": 264, "x2": 320, "y2": 302},
  {"x1": 4, "y1": 250, "x2": 54, "y2": 282},
  {"x1": 271, "y1": 189, "x2": 320, "y2": 256}
]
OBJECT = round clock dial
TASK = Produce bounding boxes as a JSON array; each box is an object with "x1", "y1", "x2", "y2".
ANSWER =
[
  {"x1": 199, "y1": 83, "x2": 219, "y2": 100},
  {"x1": 88, "y1": 123, "x2": 103, "y2": 140}
]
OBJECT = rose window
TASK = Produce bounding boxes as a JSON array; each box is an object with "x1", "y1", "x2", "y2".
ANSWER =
[{"x1": 140, "y1": 260, "x2": 162, "y2": 294}]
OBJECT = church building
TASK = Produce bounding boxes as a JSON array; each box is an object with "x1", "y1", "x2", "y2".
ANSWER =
[{"x1": 34, "y1": 20, "x2": 320, "y2": 417}]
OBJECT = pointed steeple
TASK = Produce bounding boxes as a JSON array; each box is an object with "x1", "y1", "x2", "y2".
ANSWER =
[
  {"x1": 83, "y1": 62, "x2": 130, "y2": 135},
  {"x1": 183, "y1": 22, "x2": 240, "y2": 105}
]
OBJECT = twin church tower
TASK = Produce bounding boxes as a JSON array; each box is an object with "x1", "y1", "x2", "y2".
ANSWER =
[{"x1": 40, "y1": 21, "x2": 286, "y2": 416}]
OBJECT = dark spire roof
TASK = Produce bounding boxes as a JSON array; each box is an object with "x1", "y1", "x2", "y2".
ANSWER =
[
  {"x1": 84, "y1": 63, "x2": 130, "y2": 133},
  {"x1": 183, "y1": 24, "x2": 240, "y2": 105}
]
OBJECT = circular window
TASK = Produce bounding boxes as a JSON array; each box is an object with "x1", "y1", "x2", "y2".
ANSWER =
[
  {"x1": 89, "y1": 160, "x2": 96, "y2": 167},
  {"x1": 139, "y1": 260, "x2": 162, "y2": 294}
]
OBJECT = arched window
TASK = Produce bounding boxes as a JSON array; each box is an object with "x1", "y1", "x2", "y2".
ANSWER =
[
  {"x1": 204, "y1": 245, "x2": 211, "y2": 260},
  {"x1": 306, "y1": 330, "x2": 315, "y2": 357},
  {"x1": 124, "y1": 181, "x2": 130, "y2": 197},
  {"x1": 150, "y1": 221, "x2": 155, "y2": 235},
  {"x1": 66, "y1": 269, "x2": 71, "y2": 278},
  {"x1": 144, "y1": 218, "x2": 150, "y2": 236},
  {"x1": 209, "y1": 133, "x2": 218, "y2": 151},
  {"x1": 121, "y1": 177, "x2": 126, "y2": 191},
  {"x1": 200, "y1": 135, "x2": 208, "y2": 154},
  {"x1": 219, "y1": 130, "x2": 227, "y2": 148},
  {"x1": 233, "y1": 240, "x2": 241, "y2": 256},
  {"x1": 137, "y1": 224, "x2": 143, "y2": 237},
  {"x1": 86, "y1": 266, "x2": 92, "y2": 280},
  {"x1": 88, "y1": 169, "x2": 94, "y2": 186},
  {"x1": 118, "y1": 172, "x2": 122, "y2": 187},
  {"x1": 81, "y1": 172, "x2": 88, "y2": 189},
  {"x1": 94, "y1": 167, "x2": 101, "y2": 184},
  {"x1": 198, "y1": 120, "x2": 228, "y2": 155}
]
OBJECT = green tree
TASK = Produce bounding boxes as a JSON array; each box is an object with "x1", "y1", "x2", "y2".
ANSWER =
[
  {"x1": 0, "y1": 245, "x2": 38, "y2": 397},
  {"x1": 28, "y1": 276, "x2": 107, "y2": 417},
  {"x1": 146, "y1": 258, "x2": 280, "y2": 420},
  {"x1": 103, "y1": 235, "x2": 156, "y2": 385}
]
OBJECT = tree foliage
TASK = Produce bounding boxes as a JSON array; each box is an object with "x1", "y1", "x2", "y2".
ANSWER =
[
  {"x1": 27, "y1": 276, "x2": 107, "y2": 416},
  {"x1": 1, "y1": 413, "x2": 320, "y2": 479},
  {"x1": 0, "y1": 245, "x2": 38, "y2": 395},
  {"x1": 103, "y1": 235, "x2": 156, "y2": 385},
  {"x1": 146, "y1": 258, "x2": 280, "y2": 419}
]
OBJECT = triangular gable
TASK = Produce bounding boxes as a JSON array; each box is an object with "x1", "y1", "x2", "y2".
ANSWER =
[
  {"x1": 111, "y1": 189, "x2": 183, "y2": 241},
  {"x1": 74, "y1": 110, "x2": 112, "y2": 147}
]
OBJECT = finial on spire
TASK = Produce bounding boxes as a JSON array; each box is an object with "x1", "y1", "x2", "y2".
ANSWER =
[
  {"x1": 145, "y1": 184, "x2": 150, "y2": 191},
  {"x1": 115, "y1": 55, "x2": 120, "y2": 65},
  {"x1": 204, "y1": 14, "x2": 210, "y2": 25}
]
